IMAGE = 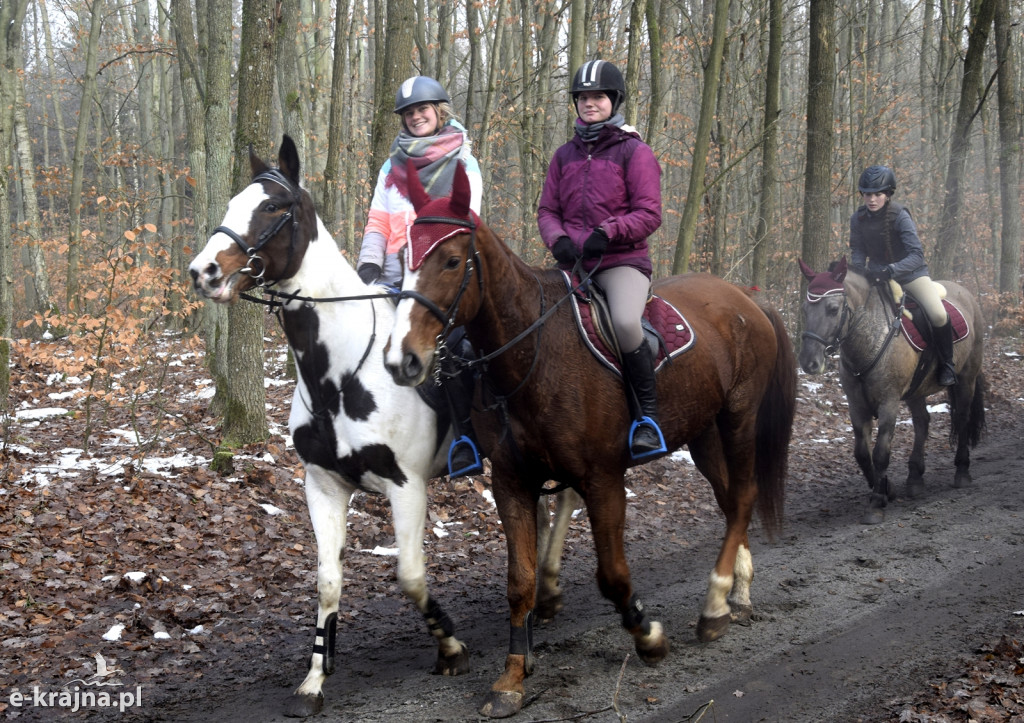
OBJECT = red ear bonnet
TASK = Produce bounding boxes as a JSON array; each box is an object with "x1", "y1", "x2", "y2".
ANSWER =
[
  {"x1": 801, "y1": 256, "x2": 847, "y2": 302},
  {"x1": 406, "y1": 161, "x2": 479, "y2": 271}
]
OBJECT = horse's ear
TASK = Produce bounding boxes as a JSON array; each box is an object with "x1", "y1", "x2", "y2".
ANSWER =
[
  {"x1": 278, "y1": 135, "x2": 300, "y2": 186},
  {"x1": 249, "y1": 144, "x2": 269, "y2": 177},
  {"x1": 798, "y1": 258, "x2": 816, "y2": 282},
  {"x1": 449, "y1": 161, "x2": 471, "y2": 218},
  {"x1": 832, "y1": 256, "x2": 848, "y2": 282},
  {"x1": 407, "y1": 160, "x2": 430, "y2": 211}
]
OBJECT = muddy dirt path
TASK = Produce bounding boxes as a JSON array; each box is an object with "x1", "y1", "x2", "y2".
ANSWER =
[{"x1": 133, "y1": 393, "x2": 1024, "y2": 723}]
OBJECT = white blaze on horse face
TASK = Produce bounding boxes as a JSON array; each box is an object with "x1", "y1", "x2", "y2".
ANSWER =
[
  {"x1": 386, "y1": 267, "x2": 423, "y2": 374},
  {"x1": 188, "y1": 183, "x2": 271, "y2": 296}
]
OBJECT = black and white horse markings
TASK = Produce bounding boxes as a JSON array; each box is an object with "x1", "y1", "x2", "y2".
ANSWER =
[{"x1": 188, "y1": 136, "x2": 472, "y2": 716}]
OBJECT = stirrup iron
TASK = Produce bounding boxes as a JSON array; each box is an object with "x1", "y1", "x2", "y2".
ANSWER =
[
  {"x1": 629, "y1": 416, "x2": 667, "y2": 461},
  {"x1": 447, "y1": 435, "x2": 483, "y2": 477}
]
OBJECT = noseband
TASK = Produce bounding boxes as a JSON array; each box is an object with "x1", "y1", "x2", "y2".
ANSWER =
[{"x1": 212, "y1": 168, "x2": 300, "y2": 287}]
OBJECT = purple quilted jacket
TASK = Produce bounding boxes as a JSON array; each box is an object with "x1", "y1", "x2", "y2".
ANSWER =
[{"x1": 537, "y1": 124, "x2": 662, "y2": 277}]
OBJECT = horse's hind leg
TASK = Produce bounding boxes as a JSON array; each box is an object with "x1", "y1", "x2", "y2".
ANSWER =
[
  {"x1": 950, "y1": 377, "x2": 981, "y2": 488},
  {"x1": 287, "y1": 468, "x2": 352, "y2": 718},
  {"x1": 904, "y1": 398, "x2": 930, "y2": 498},
  {"x1": 536, "y1": 488, "x2": 582, "y2": 622},
  {"x1": 690, "y1": 428, "x2": 758, "y2": 641},
  {"x1": 388, "y1": 478, "x2": 469, "y2": 676}
]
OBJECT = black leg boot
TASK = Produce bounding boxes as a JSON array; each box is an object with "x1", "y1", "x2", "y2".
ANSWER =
[
  {"x1": 935, "y1": 320, "x2": 957, "y2": 386},
  {"x1": 443, "y1": 337, "x2": 483, "y2": 478},
  {"x1": 621, "y1": 345, "x2": 667, "y2": 460}
]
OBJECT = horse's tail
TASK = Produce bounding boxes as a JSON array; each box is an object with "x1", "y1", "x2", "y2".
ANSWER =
[
  {"x1": 754, "y1": 304, "x2": 797, "y2": 536},
  {"x1": 949, "y1": 371, "x2": 986, "y2": 448}
]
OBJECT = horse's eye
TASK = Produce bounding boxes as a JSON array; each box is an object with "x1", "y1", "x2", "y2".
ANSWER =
[
  {"x1": 827, "y1": 305, "x2": 838, "y2": 317},
  {"x1": 445, "y1": 256, "x2": 461, "y2": 270},
  {"x1": 263, "y1": 202, "x2": 279, "y2": 213}
]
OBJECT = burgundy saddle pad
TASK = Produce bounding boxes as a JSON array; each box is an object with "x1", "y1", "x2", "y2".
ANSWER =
[
  {"x1": 900, "y1": 298, "x2": 970, "y2": 351},
  {"x1": 561, "y1": 272, "x2": 695, "y2": 375}
]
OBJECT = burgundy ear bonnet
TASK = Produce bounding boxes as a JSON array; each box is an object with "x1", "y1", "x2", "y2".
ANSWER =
[
  {"x1": 405, "y1": 160, "x2": 478, "y2": 271},
  {"x1": 799, "y1": 256, "x2": 847, "y2": 302}
]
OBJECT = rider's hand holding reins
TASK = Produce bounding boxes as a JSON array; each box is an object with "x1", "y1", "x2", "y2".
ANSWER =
[
  {"x1": 552, "y1": 236, "x2": 579, "y2": 265},
  {"x1": 582, "y1": 227, "x2": 609, "y2": 260}
]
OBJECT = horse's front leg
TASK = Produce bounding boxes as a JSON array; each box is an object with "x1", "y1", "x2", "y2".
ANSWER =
[
  {"x1": 287, "y1": 468, "x2": 352, "y2": 718},
  {"x1": 586, "y1": 473, "x2": 669, "y2": 664},
  {"x1": 536, "y1": 488, "x2": 582, "y2": 622},
  {"x1": 863, "y1": 400, "x2": 900, "y2": 524},
  {"x1": 950, "y1": 378, "x2": 979, "y2": 488},
  {"x1": 388, "y1": 477, "x2": 470, "y2": 676},
  {"x1": 479, "y1": 469, "x2": 540, "y2": 719},
  {"x1": 904, "y1": 397, "x2": 930, "y2": 498}
]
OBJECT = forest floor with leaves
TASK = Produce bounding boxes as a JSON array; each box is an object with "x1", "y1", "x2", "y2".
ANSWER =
[{"x1": 1, "y1": 328, "x2": 1023, "y2": 722}]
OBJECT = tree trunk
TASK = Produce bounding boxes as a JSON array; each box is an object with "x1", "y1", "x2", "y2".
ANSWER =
[
  {"x1": 994, "y1": 0, "x2": 1020, "y2": 299},
  {"x1": 0, "y1": 0, "x2": 29, "y2": 405},
  {"x1": 799, "y1": 0, "x2": 835, "y2": 276},
  {"x1": 370, "y1": 0, "x2": 413, "y2": 176},
  {"x1": 13, "y1": 58, "x2": 53, "y2": 320},
  {"x1": 933, "y1": 0, "x2": 996, "y2": 278},
  {"x1": 752, "y1": 0, "x2": 781, "y2": 289},
  {"x1": 322, "y1": 0, "x2": 352, "y2": 232},
  {"x1": 67, "y1": 0, "x2": 105, "y2": 313},
  {"x1": 220, "y1": 0, "x2": 280, "y2": 448},
  {"x1": 671, "y1": 0, "x2": 729, "y2": 275}
]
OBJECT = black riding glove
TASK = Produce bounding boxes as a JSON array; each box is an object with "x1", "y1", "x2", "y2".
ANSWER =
[
  {"x1": 582, "y1": 227, "x2": 609, "y2": 260},
  {"x1": 869, "y1": 265, "x2": 893, "y2": 285},
  {"x1": 551, "y1": 237, "x2": 578, "y2": 265},
  {"x1": 357, "y1": 263, "x2": 382, "y2": 285}
]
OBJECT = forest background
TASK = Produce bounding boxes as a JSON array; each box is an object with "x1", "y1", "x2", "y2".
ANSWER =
[{"x1": 0, "y1": 0, "x2": 1021, "y2": 453}]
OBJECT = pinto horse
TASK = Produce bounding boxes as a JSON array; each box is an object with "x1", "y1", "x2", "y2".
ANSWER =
[
  {"x1": 187, "y1": 136, "x2": 475, "y2": 717},
  {"x1": 385, "y1": 162, "x2": 797, "y2": 717},
  {"x1": 798, "y1": 257, "x2": 986, "y2": 524}
]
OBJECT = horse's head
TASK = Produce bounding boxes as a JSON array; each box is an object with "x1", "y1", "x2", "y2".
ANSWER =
[
  {"x1": 797, "y1": 257, "x2": 848, "y2": 374},
  {"x1": 189, "y1": 135, "x2": 318, "y2": 303},
  {"x1": 385, "y1": 161, "x2": 481, "y2": 387}
]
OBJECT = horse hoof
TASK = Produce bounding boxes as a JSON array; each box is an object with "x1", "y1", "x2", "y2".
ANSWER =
[
  {"x1": 479, "y1": 691, "x2": 523, "y2": 718},
  {"x1": 635, "y1": 621, "x2": 669, "y2": 665},
  {"x1": 861, "y1": 507, "x2": 885, "y2": 525},
  {"x1": 905, "y1": 480, "x2": 925, "y2": 498},
  {"x1": 535, "y1": 590, "x2": 564, "y2": 622},
  {"x1": 283, "y1": 692, "x2": 324, "y2": 718},
  {"x1": 696, "y1": 613, "x2": 730, "y2": 642},
  {"x1": 954, "y1": 471, "x2": 973, "y2": 488},
  {"x1": 433, "y1": 643, "x2": 470, "y2": 676},
  {"x1": 730, "y1": 604, "x2": 754, "y2": 626}
]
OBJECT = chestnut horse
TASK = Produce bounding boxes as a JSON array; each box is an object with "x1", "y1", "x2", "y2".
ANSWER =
[
  {"x1": 188, "y1": 136, "x2": 474, "y2": 717},
  {"x1": 385, "y1": 162, "x2": 797, "y2": 717},
  {"x1": 798, "y1": 257, "x2": 986, "y2": 524}
]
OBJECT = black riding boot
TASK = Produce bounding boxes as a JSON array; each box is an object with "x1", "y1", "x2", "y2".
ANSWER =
[
  {"x1": 621, "y1": 345, "x2": 667, "y2": 460},
  {"x1": 935, "y1": 320, "x2": 957, "y2": 386},
  {"x1": 443, "y1": 337, "x2": 483, "y2": 478}
]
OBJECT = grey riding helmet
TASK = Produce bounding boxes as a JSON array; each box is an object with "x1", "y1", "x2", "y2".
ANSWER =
[{"x1": 394, "y1": 76, "x2": 451, "y2": 114}]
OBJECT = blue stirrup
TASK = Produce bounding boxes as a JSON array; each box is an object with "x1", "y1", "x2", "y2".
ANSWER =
[
  {"x1": 447, "y1": 435, "x2": 482, "y2": 477},
  {"x1": 628, "y1": 416, "x2": 667, "y2": 461}
]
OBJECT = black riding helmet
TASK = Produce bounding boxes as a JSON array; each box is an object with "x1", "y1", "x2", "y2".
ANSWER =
[
  {"x1": 858, "y1": 165, "x2": 897, "y2": 195},
  {"x1": 571, "y1": 60, "x2": 625, "y2": 116},
  {"x1": 394, "y1": 76, "x2": 451, "y2": 114}
]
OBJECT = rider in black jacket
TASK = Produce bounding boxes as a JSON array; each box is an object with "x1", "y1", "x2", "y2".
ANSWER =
[{"x1": 849, "y1": 165, "x2": 957, "y2": 386}]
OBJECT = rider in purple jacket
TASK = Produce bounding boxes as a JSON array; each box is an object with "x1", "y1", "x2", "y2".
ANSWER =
[{"x1": 538, "y1": 59, "x2": 665, "y2": 460}]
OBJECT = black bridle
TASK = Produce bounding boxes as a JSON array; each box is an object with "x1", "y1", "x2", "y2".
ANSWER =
[
  {"x1": 802, "y1": 285, "x2": 905, "y2": 378},
  {"x1": 212, "y1": 169, "x2": 300, "y2": 288}
]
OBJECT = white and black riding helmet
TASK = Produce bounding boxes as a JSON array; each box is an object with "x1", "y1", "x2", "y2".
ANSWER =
[
  {"x1": 571, "y1": 60, "x2": 625, "y2": 116},
  {"x1": 394, "y1": 76, "x2": 451, "y2": 114},
  {"x1": 858, "y1": 165, "x2": 897, "y2": 196}
]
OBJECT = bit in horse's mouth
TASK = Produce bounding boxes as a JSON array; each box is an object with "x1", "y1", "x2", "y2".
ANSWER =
[{"x1": 201, "y1": 271, "x2": 240, "y2": 302}]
